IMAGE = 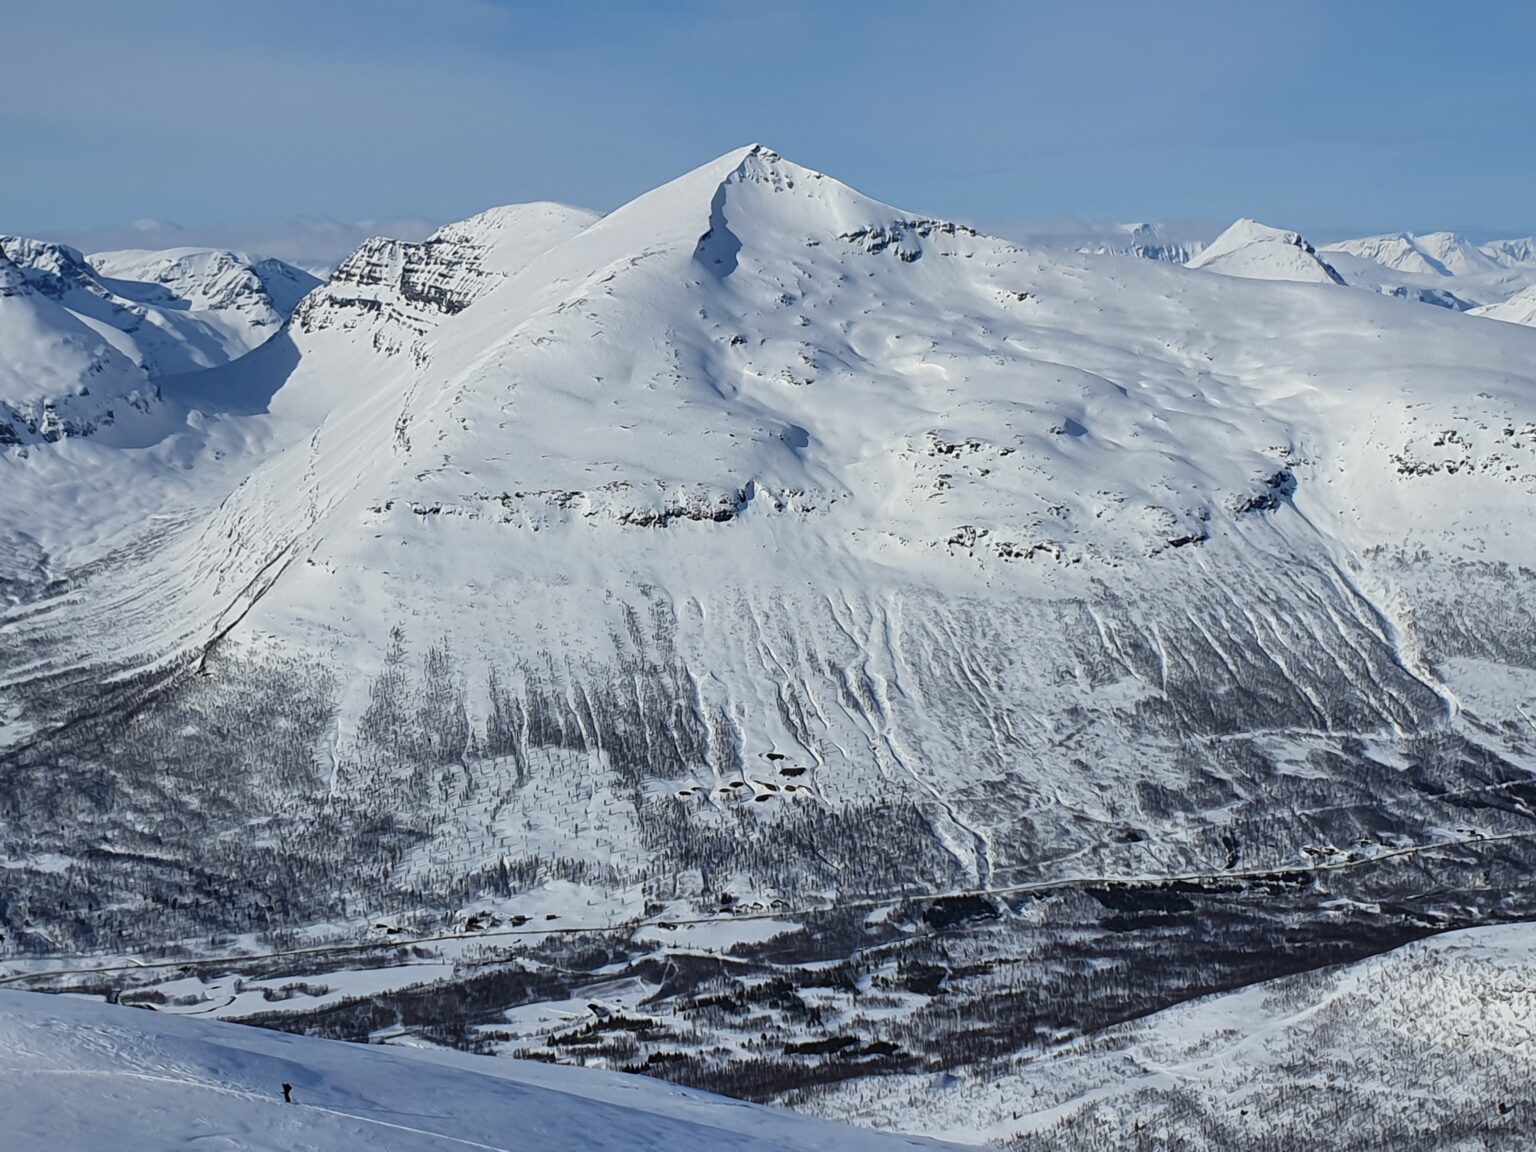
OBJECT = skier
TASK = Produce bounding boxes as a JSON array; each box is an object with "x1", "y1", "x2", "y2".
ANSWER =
[{"x1": 282, "y1": 1082, "x2": 294, "y2": 1104}]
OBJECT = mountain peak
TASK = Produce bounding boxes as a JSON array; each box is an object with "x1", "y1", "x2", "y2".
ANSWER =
[
  {"x1": 1187, "y1": 218, "x2": 1345, "y2": 285},
  {"x1": 1322, "y1": 230, "x2": 1512, "y2": 279},
  {"x1": 569, "y1": 142, "x2": 925, "y2": 280},
  {"x1": 0, "y1": 236, "x2": 100, "y2": 300}
]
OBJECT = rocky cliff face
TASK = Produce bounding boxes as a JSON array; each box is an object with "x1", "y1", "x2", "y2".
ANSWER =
[{"x1": 294, "y1": 202, "x2": 597, "y2": 360}]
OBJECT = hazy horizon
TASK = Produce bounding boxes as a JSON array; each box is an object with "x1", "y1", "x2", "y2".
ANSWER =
[{"x1": 5, "y1": 0, "x2": 1536, "y2": 256}]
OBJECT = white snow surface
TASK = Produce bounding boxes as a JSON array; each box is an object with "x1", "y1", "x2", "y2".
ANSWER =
[
  {"x1": 7, "y1": 143, "x2": 1536, "y2": 793},
  {"x1": 0, "y1": 237, "x2": 317, "y2": 446},
  {"x1": 1185, "y1": 219, "x2": 1344, "y2": 283},
  {"x1": 1471, "y1": 282, "x2": 1536, "y2": 327},
  {"x1": 0, "y1": 990, "x2": 970, "y2": 1152},
  {"x1": 1317, "y1": 229, "x2": 1536, "y2": 311}
]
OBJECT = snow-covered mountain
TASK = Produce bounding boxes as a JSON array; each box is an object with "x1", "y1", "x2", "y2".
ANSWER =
[
  {"x1": 1089, "y1": 220, "x2": 1536, "y2": 318},
  {"x1": 0, "y1": 991, "x2": 967, "y2": 1152},
  {"x1": 7, "y1": 141, "x2": 1536, "y2": 919},
  {"x1": 3, "y1": 144, "x2": 1536, "y2": 1145},
  {"x1": 1329, "y1": 231, "x2": 1468, "y2": 277},
  {"x1": 1323, "y1": 230, "x2": 1523, "y2": 278},
  {"x1": 0, "y1": 238, "x2": 316, "y2": 444},
  {"x1": 1482, "y1": 235, "x2": 1536, "y2": 267},
  {"x1": 1184, "y1": 219, "x2": 1345, "y2": 283},
  {"x1": 0, "y1": 240, "x2": 154, "y2": 444},
  {"x1": 1073, "y1": 221, "x2": 1204, "y2": 263},
  {"x1": 1471, "y1": 282, "x2": 1536, "y2": 327},
  {"x1": 1181, "y1": 221, "x2": 1536, "y2": 317},
  {"x1": 1317, "y1": 229, "x2": 1536, "y2": 312},
  {"x1": 92, "y1": 246, "x2": 320, "y2": 328}
]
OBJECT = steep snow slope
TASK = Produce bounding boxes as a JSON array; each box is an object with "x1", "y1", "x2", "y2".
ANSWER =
[
  {"x1": 801, "y1": 920, "x2": 1536, "y2": 1150},
  {"x1": 0, "y1": 991, "x2": 967, "y2": 1152},
  {"x1": 166, "y1": 150, "x2": 1536, "y2": 679},
  {"x1": 1185, "y1": 219, "x2": 1344, "y2": 283},
  {"x1": 4, "y1": 144, "x2": 1536, "y2": 960}
]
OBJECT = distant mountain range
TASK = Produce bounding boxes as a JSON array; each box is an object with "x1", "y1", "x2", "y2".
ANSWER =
[
  {"x1": 1093, "y1": 215, "x2": 1536, "y2": 321},
  {"x1": 0, "y1": 237, "x2": 317, "y2": 443}
]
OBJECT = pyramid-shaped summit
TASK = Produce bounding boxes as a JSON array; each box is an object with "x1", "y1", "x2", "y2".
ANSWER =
[
  {"x1": 551, "y1": 143, "x2": 937, "y2": 278},
  {"x1": 1187, "y1": 218, "x2": 1345, "y2": 284}
]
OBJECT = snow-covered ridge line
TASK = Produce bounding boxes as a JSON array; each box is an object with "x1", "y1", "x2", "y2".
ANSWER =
[
  {"x1": 1173, "y1": 219, "x2": 1536, "y2": 312},
  {"x1": 294, "y1": 201, "x2": 599, "y2": 360},
  {"x1": 1185, "y1": 219, "x2": 1345, "y2": 284},
  {"x1": 0, "y1": 235, "x2": 318, "y2": 445}
]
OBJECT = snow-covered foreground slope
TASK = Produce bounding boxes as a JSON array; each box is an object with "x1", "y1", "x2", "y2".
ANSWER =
[
  {"x1": 799, "y1": 920, "x2": 1536, "y2": 1150},
  {"x1": 0, "y1": 991, "x2": 967, "y2": 1152}
]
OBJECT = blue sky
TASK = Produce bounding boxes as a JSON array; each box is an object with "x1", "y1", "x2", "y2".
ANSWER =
[{"x1": 5, "y1": 0, "x2": 1535, "y2": 249}]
